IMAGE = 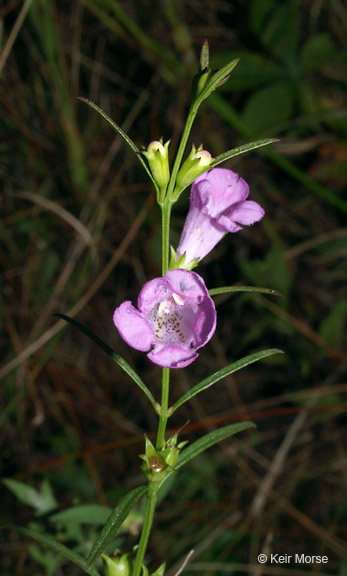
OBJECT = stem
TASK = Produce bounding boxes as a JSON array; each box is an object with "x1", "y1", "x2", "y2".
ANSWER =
[
  {"x1": 132, "y1": 486, "x2": 158, "y2": 576},
  {"x1": 165, "y1": 101, "x2": 199, "y2": 202},
  {"x1": 161, "y1": 201, "x2": 172, "y2": 275},
  {"x1": 132, "y1": 79, "x2": 200, "y2": 576},
  {"x1": 156, "y1": 367, "x2": 170, "y2": 450}
]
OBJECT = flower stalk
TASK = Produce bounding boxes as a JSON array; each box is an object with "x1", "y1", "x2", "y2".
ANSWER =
[
  {"x1": 132, "y1": 486, "x2": 158, "y2": 576},
  {"x1": 110, "y1": 40, "x2": 272, "y2": 576}
]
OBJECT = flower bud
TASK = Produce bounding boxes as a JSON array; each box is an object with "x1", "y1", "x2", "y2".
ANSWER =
[
  {"x1": 102, "y1": 553, "x2": 132, "y2": 576},
  {"x1": 142, "y1": 140, "x2": 170, "y2": 193},
  {"x1": 173, "y1": 145, "x2": 212, "y2": 199},
  {"x1": 150, "y1": 563, "x2": 166, "y2": 576}
]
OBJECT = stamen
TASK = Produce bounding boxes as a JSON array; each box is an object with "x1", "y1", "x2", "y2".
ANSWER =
[
  {"x1": 158, "y1": 300, "x2": 172, "y2": 315},
  {"x1": 172, "y1": 293, "x2": 184, "y2": 306}
]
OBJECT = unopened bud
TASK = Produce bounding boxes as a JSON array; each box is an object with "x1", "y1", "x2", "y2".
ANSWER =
[
  {"x1": 142, "y1": 139, "x2": 170, "y2": 192},
  {"x1": 102, "y1": 553, "x2": 132, "y2": 576},
  {"x1": 174, "y1": 145, "x2": 212, "y2": 199}
]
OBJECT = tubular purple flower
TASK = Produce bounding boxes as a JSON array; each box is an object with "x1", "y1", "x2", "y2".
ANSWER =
[
  {"x1": 113, "y1": 269, "x2": 216, "y2": 369},
  {"x1": 176, "y1": 168, "x2": 265, "y2": 266}
]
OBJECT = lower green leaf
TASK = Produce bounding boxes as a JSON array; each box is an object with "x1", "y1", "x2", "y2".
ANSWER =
[
  {"x1": 86, "y1": 485, "x2": 148, "y2": 569},
  {"x1": 171, "y1": 348, "x2": 283, "y2": 413},
  {"x1": 177, "y1": 421, "x2": 255, "y2": 469},
  {"x1": 54, "y1": 314, "x2": 157, "y2": 410},
  {"x1": 1, "y1": 525, "x2": 100, "y2": 576}
]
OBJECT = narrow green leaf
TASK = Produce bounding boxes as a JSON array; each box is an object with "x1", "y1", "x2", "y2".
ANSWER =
[
  {"x1": 211, "y1": 138, "x2": 279, "y2": 167},
  {"x1": 78, "y1": 97, "x2": 158, "y2": 190},
  {"x1": 171, "y1": 349, "x2": 283, "y2": 413},
  {"x1": 50, "y1": 504, "x2": 112, "y2": 525},
  {"x1": 177, "y1": 421, "x2": 256, "y2": 469},
  {"x1": 54, "y1": 314, "x2": 157, "y2": 410},
  {"x1": 1, "y1": 525, "x2": 101, "y2": 576},
  {"x1": 209, "y1": 285, "x2": 283, "y2": 298},
  {"x1": 197, "y1": 58, "x2": 239, "y2": 104},
  {"x1": 86, "y1": 486, "x2": 147, "y2": 569}
]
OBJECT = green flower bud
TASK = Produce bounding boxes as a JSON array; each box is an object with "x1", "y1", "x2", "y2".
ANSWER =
[
  {"x1": 193, "y1": 69, "x2": 212, "y2": 99},
  {"x1": 159, "y1": 433, "x2": 188, "y2": 470},
  {"x1": 142, "y1": 139, "x2": 170, "y2": 193},
  {"x1": 173, "y1": 144, "x2": 212, "y2": 199},
  {"x1": 150, "y1": 562, "x2": 166, "y2": 576},
  {"x1": 102, "y1": 553, "x2": 132, "y2": 576}
]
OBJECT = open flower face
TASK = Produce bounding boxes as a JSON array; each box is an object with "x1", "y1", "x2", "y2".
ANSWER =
[
  {"x1": 176, "y1": 167, "x2": 265, "y2": 266},
  {"x1": 113, "y1": 269, "x2": 216, "y2": 368}
]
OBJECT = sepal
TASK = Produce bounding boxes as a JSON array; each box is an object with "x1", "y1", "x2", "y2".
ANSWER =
[
  {"x1": 168, "y1": 246, "x2": 199, "y2": 271},
  {"x1": 140, "y1": 434, "x2": 187, "y2": 483},
  {"x1": 102, "y1": 552, "x2": 132, "y2": 576}
]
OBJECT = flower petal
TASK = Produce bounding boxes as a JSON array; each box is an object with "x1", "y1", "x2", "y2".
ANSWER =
[
  {"x1": 176, "y1": 202, "x2": 225, "y2": 264},
  {"x1": 229, "y1": 200, "x2": 265, "y2": 226},
  {"x1": 194, "y1": 296, "x2": 217, "y2": 349},
  {"x1": 137, "y1": 277, "x2": 171, "y2": 314},
  {"x1": 113, "y1": 301, "x2": 155, "y2": 352},
  {"x1": 194, "y1": 168, "x2": 249, "y2": 218},
  {"x1": 147, "y1": 345, "x2": 198, "y2": 368},
  {"x1": 165, "y1": 269, "x2": 207, "y2": 303}
]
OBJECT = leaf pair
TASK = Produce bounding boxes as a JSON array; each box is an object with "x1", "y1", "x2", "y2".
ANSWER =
[{"x1": 85, "y1": 421, "x2": 256, "y2": 569}]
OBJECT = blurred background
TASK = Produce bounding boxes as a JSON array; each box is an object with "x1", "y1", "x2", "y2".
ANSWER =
[{"x1": 1, "y1": 0, "x2": 346, "y2": 574}]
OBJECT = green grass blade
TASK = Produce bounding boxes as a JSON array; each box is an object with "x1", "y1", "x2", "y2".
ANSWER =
[
  {"x1": 78, "y1": 97, "x2": 158, "y2": 190},
  {"x1": 176, "y1": 421, "x2": 256, "y2": 469},
  {"x1": 209, "y1": 285, "x2": 283, "y2": 298},
  {"x1": 86, "y1": 486, "x2": 148, "y2": 569},
  {"x1": 1, "y1": 525, "x2": 101, "y2": 576},
  {"x1": 211, "y1": 138, "x2": 279, "y2": 166},
  {"x1": 171, "y1": 349, "x2": 283, "y2": 413},
  {"x1": 54, "y1": 314, "x2": 157, "y2": 410}
]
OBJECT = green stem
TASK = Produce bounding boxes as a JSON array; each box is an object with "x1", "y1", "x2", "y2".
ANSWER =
[
  {"x1": 165, "y1": 101, "x2": 199, "y2": 202},
  {"x1": 156, "y1": 367, "x2": 170, "y2": 451},
  {"x1": 132, "y1": 70, "x2": 201, "y2": 576},
  {"x1": 132, "y1": 486, "x2": 158, "y2": 576},
  {"x1": 161, "y1": 201, "x2": 172, "y2": 275}
]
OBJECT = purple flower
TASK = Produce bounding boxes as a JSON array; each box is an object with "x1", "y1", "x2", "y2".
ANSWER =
[
  {"x1": 113, "y1": 269, "x2": 216, "y2": 369},
  {"x1": 176, "y1": 167, "x2": 265, "y2": 266}
]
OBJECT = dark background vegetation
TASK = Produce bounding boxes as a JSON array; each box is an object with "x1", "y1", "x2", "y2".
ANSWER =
[{"x1": 1, "y1": 0, "x2": 346, "y2": 574}]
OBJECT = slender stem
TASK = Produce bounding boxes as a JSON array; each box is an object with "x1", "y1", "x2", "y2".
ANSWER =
[
  {"x1": 156, "y1": 367, "x2": 170, "y2": 451},
  {"x1": 132, "y1": 486, "x2": 158, "y2": 576},
  {"x1": 165, "y1": 101, "x2": 199, "y2": 202},
  {"x1": 161, "y1": 201, "x2": 172, "y2": 275},
  {"x1": 132, "y1": 82, "x2": 198, "y2": 576}
]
